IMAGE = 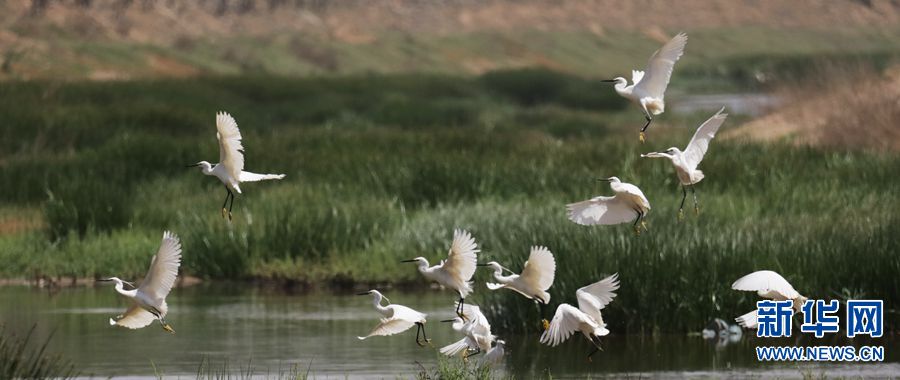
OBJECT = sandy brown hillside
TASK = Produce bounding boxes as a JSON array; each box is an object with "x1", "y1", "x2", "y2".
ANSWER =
[{"x1": 2, "y1": 0, "x2": 900, "y2": 79}]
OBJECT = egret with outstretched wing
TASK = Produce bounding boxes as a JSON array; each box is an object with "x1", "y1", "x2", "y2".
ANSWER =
[
  {"x1": 642, "y1": 107, "x2": 728, "y2": 219},
  {"x1": 602, "y1": 32, "x2": 688, "y2": 142},
  {"x1": 732, "y1": 270, "x2": 807, "y2": 329},
  {"x1": 541, "y1": 274, "x2": 619, "y2": 361},
  {"x1": 102, "y1": 231, "x2": 182, "y2": 334},
  {"x1": 403, "y1": 229, "x2": 480, "y2": 317},
  {"x1": 567, "y1": 177, "x2": 651, "y2": 235},
  {"x1": 480, "y1": 246, "x2": 556, "y2": 328},
  {"x1": 357, "y1": 290, "x2": 429, "y2": 346},
  {"x1": 188, "y1": 112, "x2": 285, "y2": 221}
]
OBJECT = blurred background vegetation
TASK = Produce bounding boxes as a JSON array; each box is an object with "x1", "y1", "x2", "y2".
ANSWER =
[{"x1": 0, "y1": 0, "x2": 898, "y2": 334}]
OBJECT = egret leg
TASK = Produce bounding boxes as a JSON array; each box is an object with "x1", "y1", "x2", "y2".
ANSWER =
[
  {"x1": 639, "y1": 115, "x2": 652, "y2": 143},
  {"x1": 158, "y1": 318, "x2": 175, "y2": 334},
  {"x1": 414, "y1": 323, "x2": 424, "y2": 347},
  {"x1": 691, "y1": 185, "x2": 699, "y2": 215},
  {"x1": 586, "y1": 335, "x2": 603, "y2": 362},
  {"x1": 227, "y1": 189, "x2": 236, "y2": 221},
  {"x1": 456, "y1": 297, "x2": 468, "y2": 320},
  {"x1": 678, "y1": 186, "x2": 687, "y2": 221},
  {"x1": 535, "y1": 297, "x2": 550, "y2": 331},
  {"x1": 221, "y1": 187, "x2": 231, "y2": 219},
  {"x1": 632, "y1": 211, "x2": 643, "y2": 235}
]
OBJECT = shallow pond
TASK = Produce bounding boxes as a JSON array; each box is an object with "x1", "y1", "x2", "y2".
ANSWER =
[{"x1": 1, "y1": 285, "x2": 896, "y2": 379}]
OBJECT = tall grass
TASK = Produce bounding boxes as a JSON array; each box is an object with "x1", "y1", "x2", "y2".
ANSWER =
[
  {"x1": 0, "y1": 72, "x2": 897, "y2": 333},
  {"x1": 0, "y1": 325, "x2": 77, "y2": 379}
]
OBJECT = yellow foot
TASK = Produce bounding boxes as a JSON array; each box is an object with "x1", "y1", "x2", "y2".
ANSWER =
[
  {"x1": 227, "y1": 211, "x2": 233, "y2": 221},
  {"x1": 633, "y1": 226, "x2": 642, "y2": 236},
  {"x1": 221, "y1": 208, "x2": 227, "y2": 219},
  {"x1": 541, "y1": 319, "x2": 550, "y2": 331},
  {"x1": 694, "y1": 206, "x2": 700, "y2": 216},
  {"x1": 641, "y1": 220, "x2": 648, "y2": 231},
  {"x1": 677, "y1": 209, "x2": 684, "y2": 221},
  {"x1": 162, "y1": 323, "x2": 175, "y2": 334},
  {"x1": 639, "y1": 131, "x2": 646, "y2": 143}
]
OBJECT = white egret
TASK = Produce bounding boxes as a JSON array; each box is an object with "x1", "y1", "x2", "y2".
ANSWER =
[
  {"x1": 642, "y1": 107, "x2": 728, "y2": 219},
  {"x1": 541, "y1": 273, "x2": 619, "y2": 361},
  {"x1": 439, "y1": 303, "x2": 494, "y2": 360},
  {"x1": 479, "y1": 246, "x2": 556, "y2": 328},
  {"x1": 483, "y1": 339, "x2": 506, "y2": 366},
  {"x1": 602, "y1": 32, "x2": 688, "y2": 142},
  {"x1": 732, "y1": 270, "x2": 807, "y2": 329},
  {"x1": 188, "y1": 112, "x2": 285, "y2": 221},
  {"x1": 102, "y1": 231, "x2": 182, "y2": 334},
  {"x1": 402, "y1": 229, "x2": 479, "y2": 317},
  {"x1": 357, "y1": 290, "x2": 430, "y2": 346},
  {"x1": 566, "y1": 177, "x2": 651, "y2": 235}
]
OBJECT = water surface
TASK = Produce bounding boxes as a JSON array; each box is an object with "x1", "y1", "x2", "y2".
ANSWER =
[{"x1": 1, "y1": 285, "x2": 896, "y2": 379}]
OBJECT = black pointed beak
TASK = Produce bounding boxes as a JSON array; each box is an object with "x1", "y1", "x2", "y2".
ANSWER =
[
  {"x1": 597, "y1": 178, "x2": 611, "y2": 182},
  {"x1": 186, "y1": 164, "x2": 200, "y2": 168},
  {"x1": 440, "y1": 319, "x2": 456, "y2": 323},
  {"x1": 356, "y1": 292, "x2": 370, "y2": 296},
  {"x1": 601, "y1": 79, "x2": 617, "y2": 83},
  {"x1": 477, "y1": 263, "x2": 490, "y2": 267},
  {"x1": 400, "y1": 259, "x2": 417, "y2": 263},
  {"x1": 97, "y1": 279, "x2": 112, "y2": 282}
]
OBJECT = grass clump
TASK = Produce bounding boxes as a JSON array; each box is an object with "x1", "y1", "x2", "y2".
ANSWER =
[{"x1": 0, "y1": 325, "x2": 77, "y2": 379}]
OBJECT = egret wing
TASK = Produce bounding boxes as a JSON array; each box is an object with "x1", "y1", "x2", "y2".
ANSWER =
[
  {"x1": 518, "y1": 246, "x2": 556, "y2": 291},
  {"x1": 731, "y1": 270, "x2": 801, "y2": 300},
  {"x1": 109, "y1": 304, "x2": 156, "y2": 329},
  {"x1": 441, "y1": 229, "x2": 480, "y2": 296},
  {"x1": 683, "y1": 107, "x2": 728, "y2": 170},
  {"x1": 238, "y1": 172, "x2": 285, "y2": 182},
  {"x1": 357, "y1": 318, "x2": 417, "y2": 339},
  {"x1": 566, "y1": 195, "x2": 637, "y2": 225},
  {"x1": 216, "y1": 112, "x2": 245, "y2": 182},
  {"x1": 540, "y1": 304, "x2": 594, "y2": 347},
  {"x1": 631, "y1": 70, "x2": 645, "y2": 85},
  {"x1": 735, "y1": 309, "x2": 759, "y2": 329},
  {"x1": 460, "y1": 303, "x2": 491, "y2": 338},
  {"x1": 439, "y1": 338, "x2": 471, "y2": 357},
  {"x1": 139, "y1": 231, "x2": 182, "y2": 300},
  {"x1": 619, "y1": 182, "x2": 651, "y2": 211},
  {"x1": 576, "y1": 273, "x2": 620, "y2": 323},
  {"x1": 634, "y1": 32, "x2": 687, "y2": 99}
]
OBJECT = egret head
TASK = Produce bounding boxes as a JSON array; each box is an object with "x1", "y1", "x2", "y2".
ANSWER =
[
  {"x1": 599, "y1": 176, "x2": 621, "y2": 184},
  {"x1": 187, "y1": 161, "x2": 213, "y2": 174},
  {"x1": 401, "y1": 257, "x2": 428, "y2": 266},
  {"x1": 641, "y1": 147, "x2": 679, "y2": 159},
  {"x1": 357, "y1": 289, "x2": 390, "y2": 304},
  {"x1": 477, "y1": 261, "x2": 506, "y2": 273},
  {"x1": 98, "y1": 277, "x2": 134, "y2": 288}
]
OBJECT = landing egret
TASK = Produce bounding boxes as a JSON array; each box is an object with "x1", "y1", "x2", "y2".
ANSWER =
[
  {"x1": 642, "y1": 107, "x2": 728, "y2": 219},
  {"x1": 541, "y1": 273, "x2": 619, "y2": 361},
  {"x1": 188, "y1": 112, "x2": 285, "y2": 221},
  {"x1": 402, "y1": 229, "x2": 479, "y2": 317},
  {"x1": 602, "y1": 32, "x2": 688, "y2": 142},
  {"x1": 732, "y1": 270, "x2": 808, "y2": 329},
  {"x1": 102, "y1": 231, "x2": 182, "y2": 334},
  {"x1": 440, "y1": 303, "x2": 494, "y2": 360},
  {"x1": 357, "y1": 290, "x2": 430, "y2": 346},
  {"x1": 483, "y1": 339, "x2": 506, "y2": 366},
  {"x1": 479, "y1": 246, "x2": 556, "y2": 328},
  {"x1": 566, "y1": 177, "x2": 651, "y2": 235}
]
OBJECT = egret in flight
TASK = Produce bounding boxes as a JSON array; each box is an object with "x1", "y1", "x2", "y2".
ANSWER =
[
  {"x1": 541, "y1": 273, "x2": 619, "y2": 361},
  {"x1": 567, "y1": 177, "x2": 651, "y2": 235},
  {"x1": 641, "y1": 107, "x2": 728, "y2": 219},
  {"x1": 602, "y1": 32, "x2": 688, "y2": 142},
  {"x1": 403, "y1": 229, "x2": 479, "y2": 318},
  {"x1": 479, "y1": 246, "x2": 556, "y2": 328},
  {"x1": 440, "y1": 303, "x2": 495, "y2": 360},
  {"x1": 188, "y1": 112, "x2": 285, "y2": 221},
  {"x1": 357, "y1": 290, "x2": 430, "y2": 346},
  {"x1": 102, "y1": 231, "x2": 182, "y2": 334},
  {"x1": 732, "y1": 270, "x2": 807, "y2": 329}
]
